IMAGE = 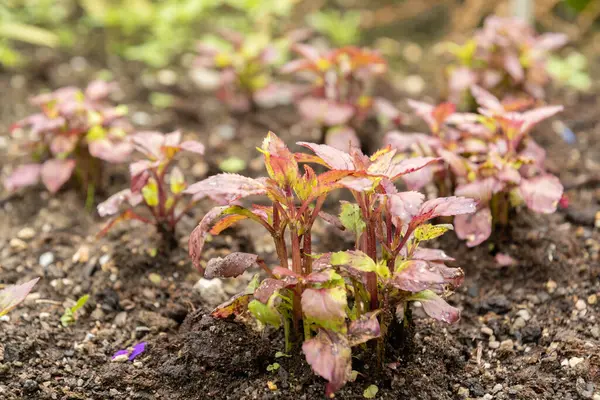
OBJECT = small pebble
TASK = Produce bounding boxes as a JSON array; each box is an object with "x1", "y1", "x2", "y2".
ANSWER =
[
  {"x1": 512, "y1": 317, "x2": 526, "y2": 330},
  {"x1": 481, "y1": 326, "x2": 493, "y2": 336},
  {"x1": 492, "y1": 384, "x2": 503, "y2": 393},
  {"x1": 516, "y1": 309, "x2": 531, "y2": 321},
  {"x1": 569, "y1": 357, "x2": 584, "y2": 368},
  {"x1": 499, "y1": 339, "x2": 514, "y2": 351},
  {"x1": 588, "y1": 294, "x2": 597, "y2": 305},
  {"x1": 9, "y1": 238, "x2": 27, "y2": 250},
  {"x1": 482, "y1": 394, "x2": 493, "y2": 400},
  {"x1": 576, "y1": 299, "x2": 587, "y2": 310},
  {"x1": 546, "y1": 280, "x2": 557, "y2": 293},
  {"x1": 39, "y1": 252, "x2": 54, "y2": 268},
  {"x1": 489, "y1": 341, "x2": 500, "y2": 349},
  {"x1": 17, "y1": 227, "x2": 36, "y2": 240}
]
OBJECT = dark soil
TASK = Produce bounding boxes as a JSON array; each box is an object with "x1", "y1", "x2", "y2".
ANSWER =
[{"x1": 1, "y1": 40, "x2": 599, "y2": 400}]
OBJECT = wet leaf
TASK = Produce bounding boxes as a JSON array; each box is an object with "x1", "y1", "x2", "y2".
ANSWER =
[
  {"x1": 413, "y1": 224, "x2": 453, "y2": 241},
  {"x1": 188, "y1": 206, "x2": 229, "y2": 271},
  {"x1": 519, "y1": 175, "x2": 563, "y2": 214},
  {"x1": 339, "y1": 203, "x2": 365, "y2": 237},
  {"x1": 454, "y1": 207, "x2": 493, "y2": 247},
  {"x1": 301, "y1": 287, "x2": 347, "y2": 327},
  {"x1": 303, "y1": 329, "x2": 352, "y2": 397},
  {"x1": 204, "y1": 252, "x2": 258, "y2": 279},
  {"x1": 348, "y1": 311, "x2": 381, "y2": 346},
  {"x1": 185, "y1": 173, "x2": 266, "y2": 203},
  {"x1": 41, "y1": 159, "x2": 76, "y2": 193}
]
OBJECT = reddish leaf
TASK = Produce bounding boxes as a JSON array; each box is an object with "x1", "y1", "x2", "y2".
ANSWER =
[
  {"x1": 411, "y1": 247, "x2": 455, "y2": 262},
  {"x1": 89, "y1": 139, "x2": 133, "y2": 163},
  {"x1": 470, "y1": 85, "x2": 503, "y2": 111},
  {"x1": 503, "y1": 51, "x2": 524, "y2": 82},
  {"x1": 455, "y1": 178, "x2": 504, "y2": 203},
  {"x1": 3, "y1": 164, "x2": 41, "y2": 192},
  {"x1": 411, "y1": 196, "x2": 477, "y2": 226},
  {"x1": 0, "y1": 278, "x2": 39, "y2": 317},
  {"x1": 297, "y1": 142, "x2": 356, "y2": 170},
  {"x1": 392, "y1": 260, "x2": 463, "y2": 293},
  {"x1": 50, "y1": 134, "x2": 78, "y2": 156},
  {"x1": 204, "y1": 252, "x2": 258, "y2": 279},
  {"x1": 324, "y1": 126, "x2": 360, "y2": 153},
  {"x1": 253, "y1": 278, "x2": 295, "y2": 303},
  {"x1": 520, "y1": 106, "x2": 563, "y2": 134},
  {"x1": 97, "y1": 189, "x2": 143, "y2": 217},
  {"x1": 303, "y1": 329, "x2": 352, "y2": 397},
  {"x1": 301, "y1": 287, "x2": 347, "y2": 326},
  {"x1": 386, "y1": 156, "x2": 440, "y2": 180},
  {"x1": 97, "y1": 209, "x2": 149, "y2": 237},
  {"x1": 211, "y1": 293, "x2": 252, "y2": 319},
  {"x1": 348, "y1": 311, "x2": 381, "y2": 346},
  {"x1": 210, "y1": 214, "x2": 247, "y2": 235},
  {"x1": 179, "y1": 140, "x2": 205, "y2": 155},
  {"x1": 454, "y1": 207, "x2": 492, "y2": 247},
  {"x1": 519, "y1": 175, "x2": 563, "y2": 214},
  {"x1": 495, "y1": 253, "x2": 518, "y2": 266},
  {"x1": 41, "y1": 159, "x2": 76, "y2": 193},
  {"x1": 388, "y1": 191, "x2": 425, "y2": 224},
  {"x1": 188, "y1": 206, "x2": 229, "y2": 271},
  {"x1": 185, "y1": 174, "x2": 266, "y2": 203},
  {"x1": 409, "y1": 290, "x2": 460, "y2": 324},
  {"x1": 298, "y1": 97, "x2": 355, "y2": 126}
]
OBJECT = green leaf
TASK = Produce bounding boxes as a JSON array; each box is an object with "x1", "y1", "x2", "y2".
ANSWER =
[
  {"x1": 339, "y1": 203, "x2": 366, "y2": 238},
  {"x1": 363, "y1": 384, "x2": 379, "y2": 398},
  {"x1": 142, "y1": 179, "x2": 159, "y2": 207},
  {"x1": 149, "y1": 92, "x2": 174, "y2": 109},
  {"x1": 413, "y1": 223, "x2": 453, "y2": 241},
  {"x1": 219, "y1": 157, "x2": 247, "y2": 173},
  {"x1": 248, "y1": 298, "x2": 281, "y2": 328},
  {"x1": 564, "y1": 0, "x2": 593, "y2": 12},
  {"x1": 330, "y1": 251, "x2": 390, "y2": 279},
  {"x1": 266, "y1": 362, "x2": 280, "y2": 372},
  {"x1": 61, "y1": 294, "x2": 89, "y2": 327},
  {"x1": 0, "y1": 22, "x2": 60, "y2": 48}
]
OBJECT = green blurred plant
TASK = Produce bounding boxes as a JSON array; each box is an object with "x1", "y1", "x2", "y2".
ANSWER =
[
  {"x1": 60, "y1": 294, "x2": 89, "y2": 327},
  {"x1": 547, "y1": 52, "x2": 592, "y2": 91},
  {"x1": 0, "y1": 1, "x2": 71, "y2": 67},
  {"x1": 307, "y1": 10, "x2": 361, "y2": 46}
]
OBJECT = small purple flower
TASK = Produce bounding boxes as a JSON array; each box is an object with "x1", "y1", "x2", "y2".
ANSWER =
[{"x1": 111, "y1": 342, "x2": 147, "y2": 362}]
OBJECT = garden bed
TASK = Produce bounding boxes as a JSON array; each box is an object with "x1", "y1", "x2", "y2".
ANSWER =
[{"x1": 1, "y1": 42, "x2": 599, "y2": 400}]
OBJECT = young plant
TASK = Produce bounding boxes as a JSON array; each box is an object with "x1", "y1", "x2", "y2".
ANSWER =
[
  {"x1": 445, "y1": 16, "x2": 568, "y2": 107},
  {"x1": 97, "y1": 130, "x2": 205, "y2": 248},
  {"x1": 3, "y1": 81, "x2": 133, "y2": 206},
  {"x1": 187, "y1": 132, "x2": 472, "y2": 396},
  {"x1": 282, "y1": 45, "x2": 401, "y2": 151},
  {"x1": 60, "y1": 294, "x2": 89, "y2": 327},
  {"x1": 194, "y1": 28, "x2": 310, "y2": 112},
  {"x1": 386, "y1": 86, "x2": 564, "y2": 247},
  {"x1": 0, "y1": 277, "x2": 39, "y2": 317}
]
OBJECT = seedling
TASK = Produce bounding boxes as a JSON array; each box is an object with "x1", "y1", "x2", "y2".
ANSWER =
[
  {"x1": 282, "y1": 45, "x2": 401, "y2": 151},
  {"x1": 195, "y1": 28, "x2": 309, "y2": 112},
  {"x1": 445, "y1": 16, "x2": 567, "y2": 107},
  {"x1": 386, "y1": 86, "x2": 564, "y2": 246},
  {"x1": 97, "y1": 130, "x2": 205, "y2": 248},
  {"x1": 3, "y1": 81, "x2": 133, "y2": 208},
  {"x1": 60, "y1": 294, "x2": 89, "y2": 327},
  {"x1": 0, "y1": 278, "x2": 39, "y2": 317},
  {"x1": 187, "y1": 132, "x2": 472, "y2": 396}
]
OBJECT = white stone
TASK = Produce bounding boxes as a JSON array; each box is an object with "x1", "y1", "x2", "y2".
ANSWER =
[
  {"x1": 39, "y1": 252, "x2": 55, "y2": 268},
  {"x1": 569, "y1": 357, "x2": 584, "y2": 368}
]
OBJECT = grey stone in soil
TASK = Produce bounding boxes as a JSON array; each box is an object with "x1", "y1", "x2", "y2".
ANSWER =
[{"x1": 479, "y1": 295, "x2": 512, "y2": 314}]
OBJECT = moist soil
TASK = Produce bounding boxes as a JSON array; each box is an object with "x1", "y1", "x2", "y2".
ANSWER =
[{"x1": 1, "y1": 48, "x2": 599, "y2": 399}]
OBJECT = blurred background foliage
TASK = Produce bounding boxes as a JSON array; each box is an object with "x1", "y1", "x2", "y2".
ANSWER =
[{"x1": 0, "y1": 0, "x2": 599, "y2": 69}]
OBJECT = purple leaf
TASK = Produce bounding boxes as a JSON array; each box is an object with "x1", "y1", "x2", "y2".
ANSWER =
[
  {"x1": 338, "y1": 176, "x2": 375, "y2": 192},
  {"x1": 97, "y1": 189, "x2": 143, "y2": 217},
  {"x1": 519, "y1": 175, "x2": 563, "y2": 214},
  {"x1": 128, "y1": 342, "x2": 147, "y2": 360},
  {"x1": 204, "y1": 252, "x2": 258, "y2": 279},
  {"x1": 50, "y1": 134, "x2": 78, "y2": 156},
  {"x1": 520, "y1": 106, "x2": 563, "y2": 134},
  {"x1": 534, "y1": 33, "x2": 568, "y2": 52},
  {"x1": 41, "y1": 159, "x2": 76, "y2": 193},
  {"x1": 386, "y1": 157, "x2": 440, "y2": 180},
  {"x1": 400, "y1": 247, "x2": 455, "y2": 262},
  {"x1": 454, "y1": 207, "x2": 492, "y2": 247},
  {"x1": 303, "y1": 329, "x2": 352, "y2": 397},
  {"x1": 3, "y1": 164, "x2": 42, "y2": 191},
  {"x1": 301, "y1": 287, "x2": 347, "y2": 325},
  {"x1": 185, "y1": 174, "x2": 266, "y2": 203},
  {"x1": 188, "y1": 206, "x2": 229, "y2": 271},
  {"x1": 348, "y1": 311, "x2": 381, "y2": 346},
  {"x1": 503, "y1": 51, "x2": 524, "y2": 82},
  {"x1": 0, "y1": 277, "x2": 39, "y2": 317},
  {"x1": 409, "y1": 290, "x2": 460, "y2": 324}
]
